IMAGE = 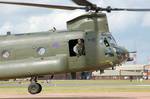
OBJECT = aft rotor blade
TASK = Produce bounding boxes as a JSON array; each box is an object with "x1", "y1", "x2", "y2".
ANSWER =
[
  {"x1": 0, "y1": 1, "x2": 85, "y2": 10},
  {"x1": 72, "y1": 0, "x2": 94, "y2": 6}
]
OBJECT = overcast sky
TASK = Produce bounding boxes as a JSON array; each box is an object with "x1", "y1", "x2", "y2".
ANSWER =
[{"x1": 0, "y1": 0, "x2": 150, "y2": 64}]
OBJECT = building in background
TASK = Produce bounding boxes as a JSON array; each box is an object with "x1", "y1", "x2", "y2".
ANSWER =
[
  {"x1": 143, "y1": 64, "x2": 150, "y2": 79},
  {"x1": 92, "y1": 64, "x2": 144, "y2": 80}
]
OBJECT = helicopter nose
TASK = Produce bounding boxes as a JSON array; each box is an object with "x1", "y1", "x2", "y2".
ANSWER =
[{"x1": 115, "y1": 46, "x2": 129, "y2": 63}]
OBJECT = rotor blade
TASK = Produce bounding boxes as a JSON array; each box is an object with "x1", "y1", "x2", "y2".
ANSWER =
[
  {"x1": 129, "y1": 51, "x2": 137, "y2": 53},
  {"x1": 100, "y1": 6, "x2": 150, "y2": 12},
  {"x1": 108, "y1": 7, "x2": 150, "y2": 12},
  {"x1": 0, "y1": 1, "x2": 85, "y2": 10},
  {"x1": 72, "y1": 0, "x2": 94, "y2": 6}
]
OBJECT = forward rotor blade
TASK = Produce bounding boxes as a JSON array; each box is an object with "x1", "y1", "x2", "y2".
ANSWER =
[
  {"x1": 129, "y1": 51, "x2": 137, "y2": 53},
  {"x1": 0, "y1": 1, "x2": 85, "y2": 10},
  {"x1": 100, "y1": 6, "x2": 150, "y2": 12},
  {"x1": 108, "y1": 7, "x2": 150, "y2": 12}
]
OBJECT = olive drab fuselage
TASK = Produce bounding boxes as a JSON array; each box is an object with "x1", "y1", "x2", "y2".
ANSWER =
[{"x1": 0, "y1": 12, "x2": 128, "y2": 79}]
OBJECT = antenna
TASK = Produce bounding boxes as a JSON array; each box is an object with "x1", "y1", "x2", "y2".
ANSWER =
[{"x1": 133, "y1": 52, "x2": 137, "y2": 64}]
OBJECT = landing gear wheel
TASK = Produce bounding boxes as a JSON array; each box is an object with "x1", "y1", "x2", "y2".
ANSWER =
[{"x1": 28, "y1": 82, "x2": 42, "y2": 94}]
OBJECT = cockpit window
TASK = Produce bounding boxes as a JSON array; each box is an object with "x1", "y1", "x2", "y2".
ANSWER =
[
  {"x1": 107, "y1": 34, "x2": 117, "y2": 46},
  {"x1": 99, "y1": 33, "x2": 117, "y2": 47},
  {"x1": 104, "y1": 38, "x2": 110, "y2": 47}
]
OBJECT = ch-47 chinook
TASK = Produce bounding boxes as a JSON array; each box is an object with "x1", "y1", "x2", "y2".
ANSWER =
[{"x1": 0, "y1": 0, "x2": 149, "y2": 94}]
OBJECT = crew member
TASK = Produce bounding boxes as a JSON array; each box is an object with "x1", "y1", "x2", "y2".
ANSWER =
[{"x1": 73, "y1": 39, "x2": 85, "y2": 56}]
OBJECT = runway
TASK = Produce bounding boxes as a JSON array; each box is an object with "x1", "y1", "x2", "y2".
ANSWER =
[
  {"x1": 0, "y1": 93, "x2": 150, "y2": 99},
  {"x1": 0, "y1": 80, "x2": 149, "y2": 99},
  {"x1": 0, "y1": 82, "x2": 150, "y2": 87}
]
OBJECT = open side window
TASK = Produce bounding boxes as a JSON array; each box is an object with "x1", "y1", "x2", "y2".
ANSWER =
[
  {"x1": 104, "y1": 38, "x2": 110, "y2": 47},
  {"x1": 68, "y1": 39, "x2": 85, "y2": 57}
]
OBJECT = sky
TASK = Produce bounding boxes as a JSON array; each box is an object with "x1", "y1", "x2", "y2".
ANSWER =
[{"x1": 0, "y1": 0, "x2": 150, "y2": 64}]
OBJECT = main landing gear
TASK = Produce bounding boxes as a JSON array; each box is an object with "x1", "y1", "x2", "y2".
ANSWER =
[{"x1": 28, "y1": 77, "x2": 42, "y2": 94}]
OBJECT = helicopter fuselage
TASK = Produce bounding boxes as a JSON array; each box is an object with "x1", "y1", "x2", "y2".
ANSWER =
[{"x1": 0, "y1": 29, "x2": 127, "y2": 79}]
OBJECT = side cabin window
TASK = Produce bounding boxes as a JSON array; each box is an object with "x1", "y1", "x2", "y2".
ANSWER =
[{"x1": 68, "y1": 39, "x2": 85, "y2": 57}]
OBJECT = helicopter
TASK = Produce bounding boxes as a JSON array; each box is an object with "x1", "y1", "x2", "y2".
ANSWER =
[{"x1": 0, "y1": 0, "x2": 149, "y2": 94}]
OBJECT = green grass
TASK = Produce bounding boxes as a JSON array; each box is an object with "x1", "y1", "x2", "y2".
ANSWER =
[{"x1": 0, "y1": 80, "x2": 149, "y2": 94}]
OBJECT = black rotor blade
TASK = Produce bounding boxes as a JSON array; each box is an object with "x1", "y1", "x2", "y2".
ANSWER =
[
  {"x1": 72, "y1": 0, "x2": 94, "y2": 7},
  {"x1": 0, "y1": 1, "x2": 85, "y2": 10},
  {"x1": 103, "y1": 6, "x2": 150, "y2": 12},
  {"x1": 100, "y1": 6, "x2": 150, "y2": 12},
  {"x1": 129, "y1": 51, "x2": 137, "y2": 53},
  {"x1": 112, "y1": 8, "x2": 150, "y2": 11}
]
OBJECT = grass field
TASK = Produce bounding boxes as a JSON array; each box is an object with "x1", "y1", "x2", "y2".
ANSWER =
[{"x1": 0, "y1": 80, "x2": 149, "y2": 94}]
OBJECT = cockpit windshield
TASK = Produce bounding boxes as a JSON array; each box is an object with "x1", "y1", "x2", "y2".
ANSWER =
[
  {"x1": 107, "y1": 33, "x2": 117, "y2": 46},
  {"x1": 99, "y1": 33, "x2": 117, "y2": 47}
]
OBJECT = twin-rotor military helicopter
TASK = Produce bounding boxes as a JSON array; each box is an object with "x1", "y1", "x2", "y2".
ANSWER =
[{"x1": 0, "y1": 0, "x2": 149, "y2": 94}]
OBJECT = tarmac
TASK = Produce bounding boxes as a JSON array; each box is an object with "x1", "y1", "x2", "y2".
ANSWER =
[
  {"x1": 0, "y1": 93, "x2": 150, "y2": 99},
  {"x1": 0, "y1": 81, "x2": 149, "y2": 99}
]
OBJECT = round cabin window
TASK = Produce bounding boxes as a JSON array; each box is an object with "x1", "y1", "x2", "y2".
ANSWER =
[
  {"x1": 37, "y1": 47, "x2": 46, "y2": 56},
  {"x1": 2, "y1": 50, "x2": 10, "y2": 58}
]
